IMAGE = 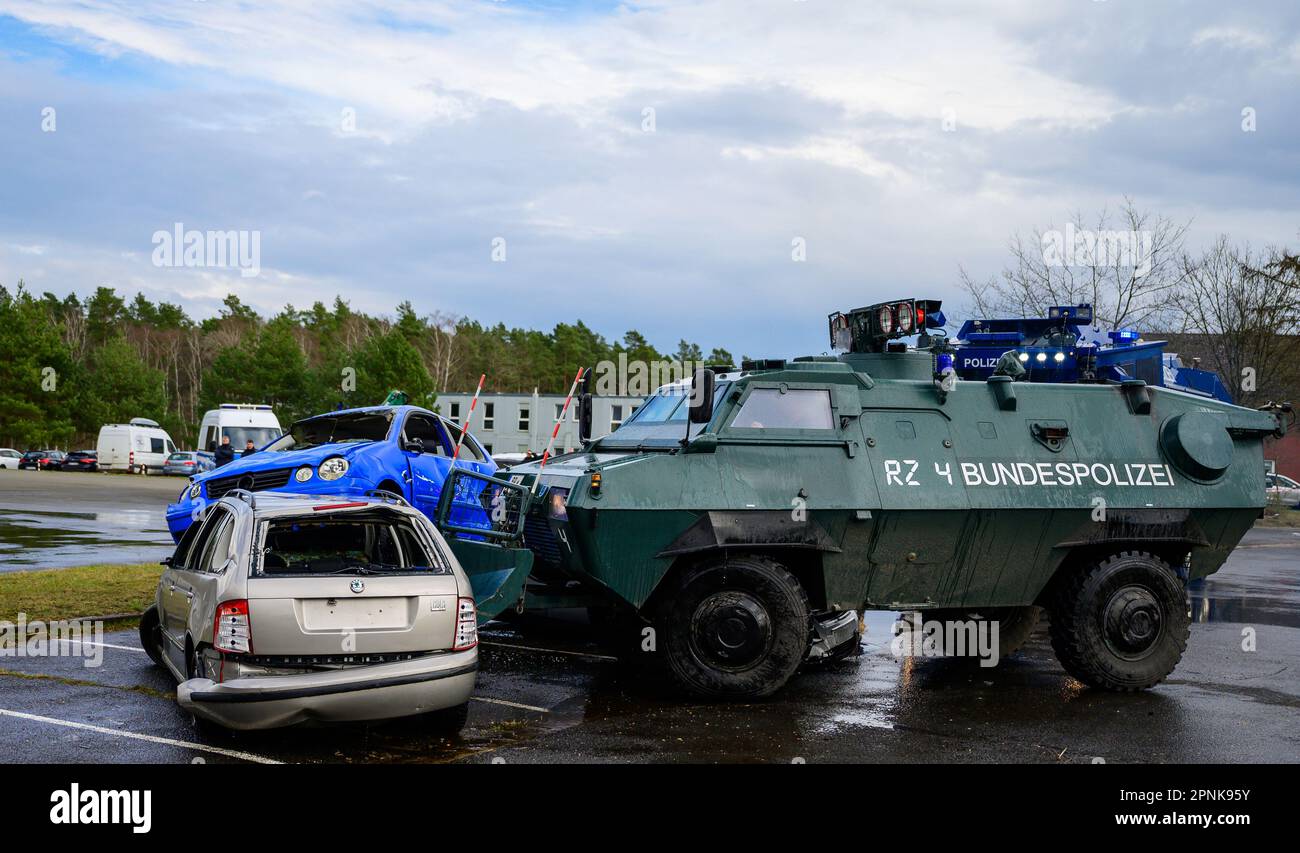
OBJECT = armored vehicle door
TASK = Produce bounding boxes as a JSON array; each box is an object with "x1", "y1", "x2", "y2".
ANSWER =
[{"x1": 856, "y1": 406, "x2": 972, "y2": 608}]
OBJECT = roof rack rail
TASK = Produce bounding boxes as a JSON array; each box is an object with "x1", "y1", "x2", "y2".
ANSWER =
[
  {"x1": 364, "y1": 489, "x2": 411, "y2": 507},
  {"x1": 225, "y1": 488, "x2": 257, "y2": 510}
]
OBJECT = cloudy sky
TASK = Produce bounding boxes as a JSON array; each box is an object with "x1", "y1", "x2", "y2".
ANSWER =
[{"x1": 1, "y1": 0, "x2": 1298, "y2": 358}]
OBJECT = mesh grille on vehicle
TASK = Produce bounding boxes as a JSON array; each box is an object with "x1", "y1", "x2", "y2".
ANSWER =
[
  {"x1": 441, "y1": 468, "x2": 527, "y2": 538},
  {"x1": 523, "y1": 513, "x2": 562, "y2": 566},
  {"x1": 206, "y1": 467, "x2": 293, "y2": 498}
]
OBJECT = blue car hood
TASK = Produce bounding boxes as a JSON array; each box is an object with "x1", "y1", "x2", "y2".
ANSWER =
[{"x1": 191, "y1": 442, "x2": 371, "y2": 482}]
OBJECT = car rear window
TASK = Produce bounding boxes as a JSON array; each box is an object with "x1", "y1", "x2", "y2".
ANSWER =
[
  {"x1": 168, "y1": 453, "x2": 190, "y2": 462},
  {"x1": 256, "y1": 512, "x2": 448, "y2": 576}
]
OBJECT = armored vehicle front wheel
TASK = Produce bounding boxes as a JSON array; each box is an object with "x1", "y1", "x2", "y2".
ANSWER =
[
  {"x1": 658, "y1": 555, "x2": 810, "y2": 699},
  {"x1": 1048, "y1": 551, "x2": 1190, "y2": 691}
]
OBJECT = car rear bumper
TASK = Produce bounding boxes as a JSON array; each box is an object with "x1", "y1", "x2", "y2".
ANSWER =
[{"x1": 176, "y1": 648, "x2": 477, "y2": 730}]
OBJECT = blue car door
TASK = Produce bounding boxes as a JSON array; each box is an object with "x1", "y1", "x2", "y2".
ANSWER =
[{"x1": 401, "y1": 412, "x2": 454, "y2": 519}]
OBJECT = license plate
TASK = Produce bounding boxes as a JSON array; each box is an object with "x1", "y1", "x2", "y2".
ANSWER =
[{"x1": 300, "y1": 597, "x2": 410, "y2": 630}]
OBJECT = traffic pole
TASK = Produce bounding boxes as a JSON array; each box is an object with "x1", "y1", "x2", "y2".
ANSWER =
[
  {"x1": 531, "y1": 367, "x2": 585, "y2": 495},
  {"x1": 452, "y1": 374, "x2": 486, "y2": 462}
]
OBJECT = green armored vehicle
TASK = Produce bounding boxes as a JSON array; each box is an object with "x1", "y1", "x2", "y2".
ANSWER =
[{"x1": 508, "y1": 298, "x2": 1288, "y2": 699}]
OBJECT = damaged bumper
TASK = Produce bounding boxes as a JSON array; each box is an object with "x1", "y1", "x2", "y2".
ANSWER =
[{"x1": 177, "y1": 648, "x2": 477, "y2": 730}]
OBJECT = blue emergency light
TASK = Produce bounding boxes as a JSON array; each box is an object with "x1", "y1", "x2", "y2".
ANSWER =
[{"x1": 1109, "y1": 329, "x2": 1140, "y2": 344}]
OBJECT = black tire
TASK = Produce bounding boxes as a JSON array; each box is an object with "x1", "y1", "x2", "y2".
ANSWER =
[
  {"x1": 657, "y1": 555, "x2": 810, "y2": 699},
  {"x1": 427, "y1": 701, "x2": 470, "y2": 735},
  {"x1": 1048, "y1": 551, "x2": 1190, "y2": 691},
  {"x1": 918, "y1": 605, "x2": 1042, "y2": 659},
  {"x1": 138, "y1": 606, "x2": 165, "y2": 667}
]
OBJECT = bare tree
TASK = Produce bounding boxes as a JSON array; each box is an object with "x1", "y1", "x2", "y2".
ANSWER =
[
  {"x1": 425, "y1": 310, "x2": 464, "y2": 391},
  {"x1": 1172, "y1": 238, "x2": 1300, "y2": 407},
  {"x1": 959, "y1": 198, "x2": 1191, "y2": 329}
]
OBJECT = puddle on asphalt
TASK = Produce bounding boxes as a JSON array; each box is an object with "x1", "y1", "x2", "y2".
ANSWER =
[
  {"x1": 1187, "y1": 582, "x2": 1300, "y2": 629},
  {"x1": 0, "y1": 508, "x2": 173, "y2": 571}
]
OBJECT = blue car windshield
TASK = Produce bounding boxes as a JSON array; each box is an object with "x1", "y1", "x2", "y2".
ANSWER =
[{"x1": 267, "y1": 412, "x2": 392, "y2": 452}]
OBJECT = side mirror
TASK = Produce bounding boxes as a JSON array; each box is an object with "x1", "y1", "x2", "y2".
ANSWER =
[
  {"x1": 689, "y1": 369, "x2": 716, "y2": 425},
  {"x1": 160, "y1": 555, "x2": 173, "y2": 567},
  {"x1": 577, "y1": 393, "x2": 593, "y2": 444},
  {"x1": 206, "y1": 440, "x2": 216, "y2": 452},
  {"x1": 404, "y1": 436, "x2": 425, "y2": 454}
]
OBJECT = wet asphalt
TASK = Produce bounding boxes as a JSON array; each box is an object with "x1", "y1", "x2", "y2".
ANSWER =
[{"x1": 0, "y1": 470, "x2": 1297, "y2": 763}]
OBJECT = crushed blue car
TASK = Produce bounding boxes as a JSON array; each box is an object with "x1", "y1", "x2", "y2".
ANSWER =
[{"x1": 166, "y1": 404, "x2": 533, "y2": 621}]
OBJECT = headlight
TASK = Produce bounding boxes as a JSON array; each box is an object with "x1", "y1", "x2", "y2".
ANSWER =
[
  {"x1": 189, "y1": 483, "x2": 202, "y2": 500},
  {"x1": 318, "y1": 457, "x2": 349, "y2": 481},
  {"x1": 294, "y1": 465, "x2": 313, "y2": 483}
]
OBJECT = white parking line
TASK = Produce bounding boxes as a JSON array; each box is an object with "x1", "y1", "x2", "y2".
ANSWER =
[
  {"x1": 472, "y1": 696, "x2": 550, "y2": 713},
  {"x1": 0, "y1": 708, "x2": 282, "y2": 764},
  {"x1": 54, "y1": 639, "x2": 146, "y2": 653},
  {"x1": 480, "y1": 640, "x2": 618, "y2": 663}
]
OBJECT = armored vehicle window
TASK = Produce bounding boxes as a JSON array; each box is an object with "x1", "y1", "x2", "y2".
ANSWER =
[
  {"x1": 633, "y1": 389, "x2": 687, "y2": 423},
  {"x1": 730, "y1": 388, "x2": 834, "y2": 430}
]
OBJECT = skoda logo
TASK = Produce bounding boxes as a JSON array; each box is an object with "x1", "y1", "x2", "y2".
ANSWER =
[{"x1": 350, "y1": 579, "x2": 365, "y2": 594}]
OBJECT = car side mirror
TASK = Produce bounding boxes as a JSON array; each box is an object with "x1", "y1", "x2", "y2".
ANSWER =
[
  {"x1": 689, "y1": 368, "x2": 716, "y2": 425},
  {"x1": 160, "y1": 555, "x2": 173, "y2": 567},
  {"x1": 404, "y1": 436, "x2": 425, "y2": 454},
  {"x1": 206, "y1": 440, "x2": 216, "y2": 452}
]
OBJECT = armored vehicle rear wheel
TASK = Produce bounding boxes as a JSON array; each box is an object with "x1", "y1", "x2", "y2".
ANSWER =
[
  {"x1": 658, "y1": 555, "x2": 809, "y2": 699},
  {"x1": 1048, "y1": 551, "x2": 1189, "y2": 691}
]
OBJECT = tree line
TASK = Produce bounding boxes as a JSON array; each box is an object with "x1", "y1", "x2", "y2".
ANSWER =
[{"x1": 0, "y1": 286, "x2": 735, "y2": 449}]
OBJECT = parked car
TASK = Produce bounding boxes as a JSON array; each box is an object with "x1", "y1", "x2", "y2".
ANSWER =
[
  {"x1": 164, "y1": 451, "x2": 214, "y2": 476},
  {"x1": 97, "y1": 418, "x2": 178, "y2": 474},
  {"x1": 0, "y1": 449, "x2": 20, "y2": 469},
  {"x1": 166, "y1": 405, "x2": 496, "y2": 542},
  {"x1": 139, "y1": 491, "x2": 479, "y2": 731},
  {"x1": 18, "y1": 450, "x2": 65, "y2": 470},
  {"x1": 58, "y1": 450, "x2": 98, "y2": 472},
  {"x1": 1266, "y1": 472, "x2": 1300, "y2": 507}
]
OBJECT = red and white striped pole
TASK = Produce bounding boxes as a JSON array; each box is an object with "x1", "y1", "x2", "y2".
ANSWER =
[
  {"x1": 452, "y1": 374, "x2": 486, "y2": 462},
  {"x1": 531, "y1": 367, "x2": 585, "y2": 494}
]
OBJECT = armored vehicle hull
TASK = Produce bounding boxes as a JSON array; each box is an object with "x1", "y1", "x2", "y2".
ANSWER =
[{"x1": 528, "y1": 346, "x2": 1283, "y2": 698}]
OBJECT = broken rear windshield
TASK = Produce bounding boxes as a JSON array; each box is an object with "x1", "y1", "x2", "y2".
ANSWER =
[{"x1": 256, "y1": 512, "x2": 448, "y2": 576}]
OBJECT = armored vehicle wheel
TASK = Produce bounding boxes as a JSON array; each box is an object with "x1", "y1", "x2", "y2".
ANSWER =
[
  {"x1": 918, "y1": 606, "x2": 1041, "y2": 659},
  {"x1": 658, "y1": 555, "x2": 809, "y2": 699},
  {"x1": 1048, "y1": 551, "x2": 1190, "y2": 691}
]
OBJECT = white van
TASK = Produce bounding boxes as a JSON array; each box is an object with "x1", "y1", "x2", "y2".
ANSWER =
[
  {"x1": 197, "y1": 404, "x2": 283, "y2": 460},
  {"x1": 97, "y1": 418, "x2": 178, "y2": 474}
]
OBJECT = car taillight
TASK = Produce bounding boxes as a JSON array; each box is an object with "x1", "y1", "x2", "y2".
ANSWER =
[
  {"x1": 453, "y1": 596, "x2": 477, "y2": 650},
  {"x1": 183, "y1": 460, "x2": 194, "y2": 466},
  {"x1": 214, "y1": 600, "x2": 253, "y2": 655},
  {"x1": 129, "y1": 451, "x2": 134, "y2": 467}
]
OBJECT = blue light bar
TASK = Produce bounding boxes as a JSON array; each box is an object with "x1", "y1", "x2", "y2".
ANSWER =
[{"x1": 1109, "y1": 329, "x2": 1140, "y2": 343}]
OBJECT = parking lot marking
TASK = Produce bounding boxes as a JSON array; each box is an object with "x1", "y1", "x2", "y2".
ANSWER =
[
  {"x1": 472, "y1": 696, "x2": 550, "y2": 713},
  {"x1": 480, "y1": 640, "x2": 618, "y2": 663},
  {"x1": 53, "y1": 639, "x2": 146, "y2": 654},
  {"x1": 0, "y1": 708, "x2": 283, "y2": 764}
]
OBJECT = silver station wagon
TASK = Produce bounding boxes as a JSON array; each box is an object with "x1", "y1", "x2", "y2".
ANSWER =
[{"x1": 140, "y1": 490, "x2": 479, "y2": 731}]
